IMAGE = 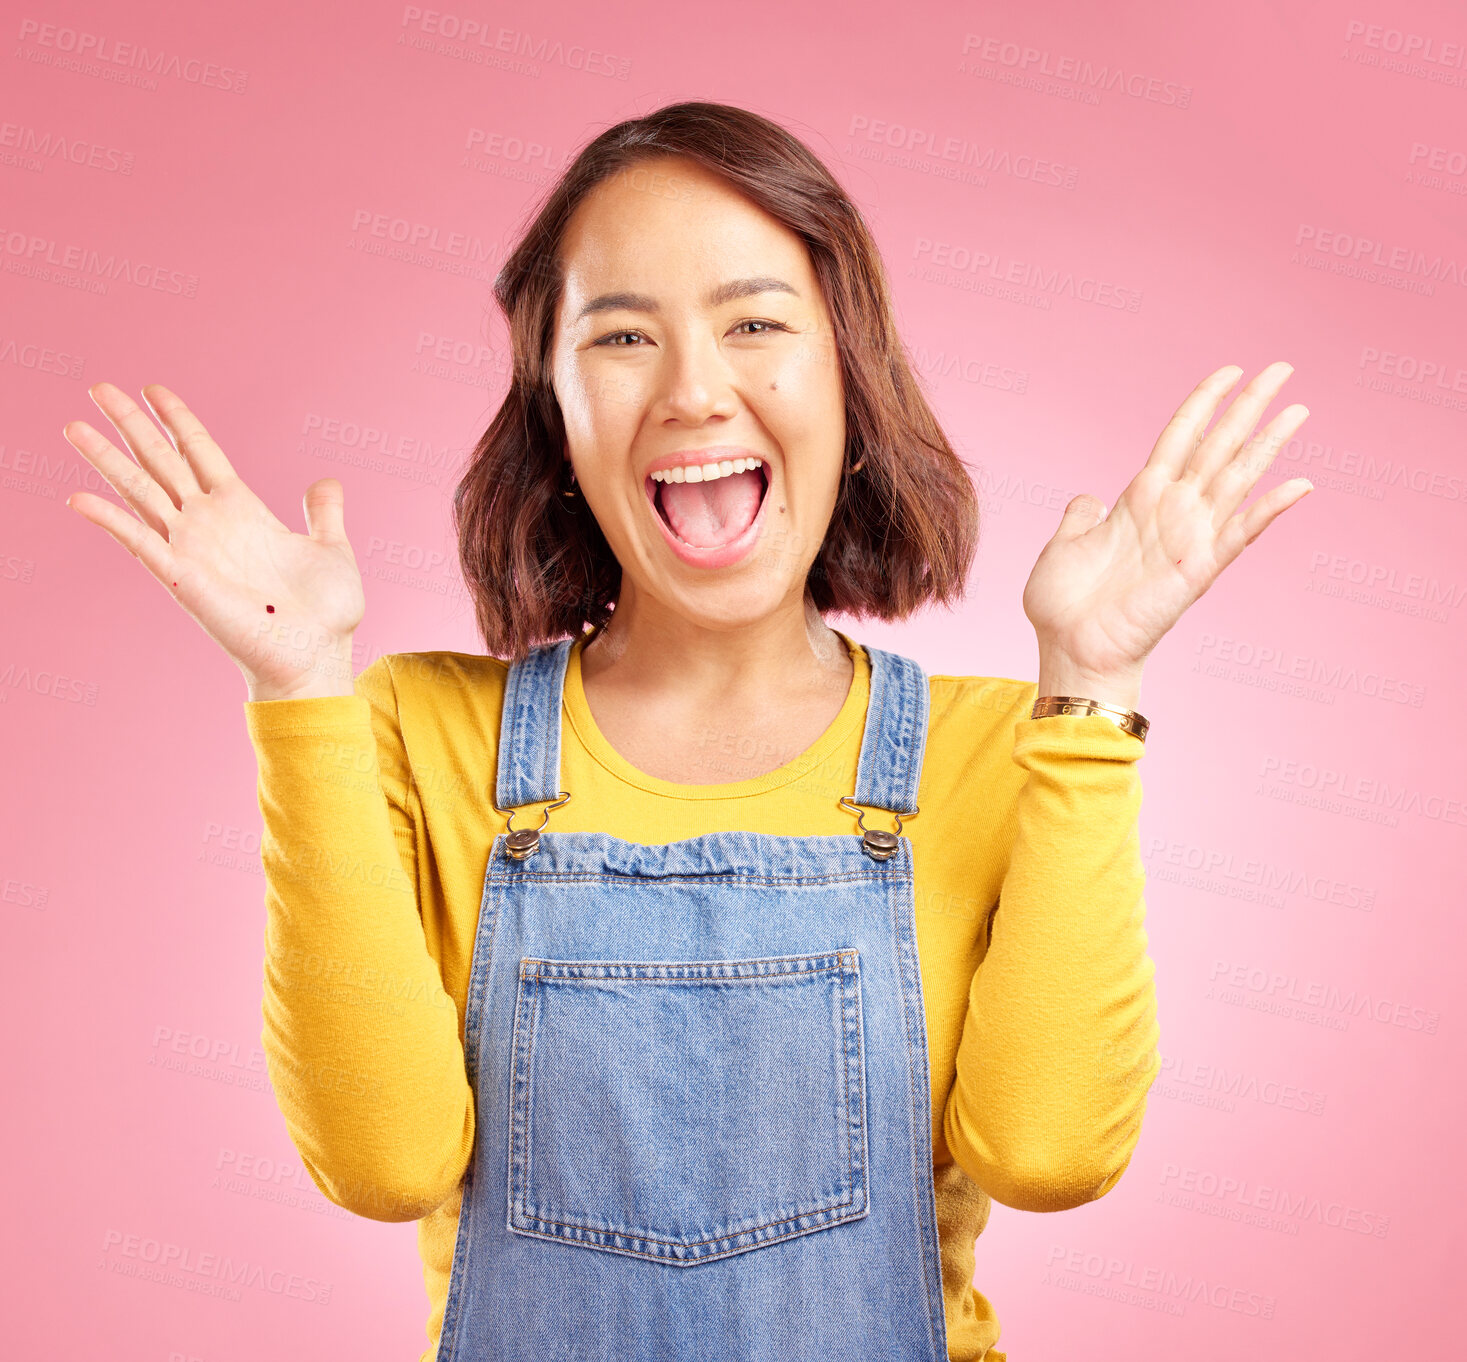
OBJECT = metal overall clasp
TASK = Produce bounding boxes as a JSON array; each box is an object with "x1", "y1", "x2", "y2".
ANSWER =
[
  {"x1": 839, "y1": 794, "x2": 920, "y2": 862},
  {"x1": 491, "y1": 791, "x2": 571, "y2": 861}
]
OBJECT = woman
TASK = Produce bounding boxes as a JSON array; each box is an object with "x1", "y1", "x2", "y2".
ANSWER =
[{"x1": 62, "y1": 102, "x2": 1311, "y2": 1361}]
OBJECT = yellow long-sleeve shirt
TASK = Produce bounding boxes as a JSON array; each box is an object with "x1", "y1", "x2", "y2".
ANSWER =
[{"x1": 243, "y1": 628, "x2": 1160, "y2": 1361}]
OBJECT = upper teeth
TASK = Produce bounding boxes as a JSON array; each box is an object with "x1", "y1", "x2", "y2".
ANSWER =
[{"x1": 651, "y1": 456, "x2": 764, "y2": 484}]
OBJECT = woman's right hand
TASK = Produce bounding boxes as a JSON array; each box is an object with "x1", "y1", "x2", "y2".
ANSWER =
[{"x1": 63, "y1": 382, "x2": 367, "y2": 701}]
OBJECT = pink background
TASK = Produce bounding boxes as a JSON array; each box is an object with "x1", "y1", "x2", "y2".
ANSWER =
[{"x1": 5, "y1": 0, "x2": 1464, "y2": 1356}]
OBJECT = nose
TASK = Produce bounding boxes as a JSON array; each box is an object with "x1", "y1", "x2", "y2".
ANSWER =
[{"x1": 652, "y1": 331, "x2": 740, "y2": 427}]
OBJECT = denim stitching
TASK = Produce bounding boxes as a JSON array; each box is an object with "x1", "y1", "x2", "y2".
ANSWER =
[
  {"x1": 890, "y1": 846, "x2": 943, "y2": 1355},
  {"x1": 507, "y1": 966, "x2": 530, "y2": 1229},
  {"x1": 438, "y1": 852, "x2": 507, "y2": 1360},
  {"x1": 524, "y1": 952, "x2": 850, "y2": 978},
  {"x1": 512, "y1": 1195, "x2": 867, "y2": 1260},
  {"x1": 524, "y1": 962, "x2": 543, "y2": 1226},
  {"x1": 488, "y1": 871, "x2": 893, "y2": 888},
  {"x1": 882, "y1": 651, "x2": 944, "y2": 1352},
  {"x1": 838, "y1": 953, "x2": 856, "y2": 1212},
  {"x1": 538, "y1": 641, "x2": 568, "y2": 804}
]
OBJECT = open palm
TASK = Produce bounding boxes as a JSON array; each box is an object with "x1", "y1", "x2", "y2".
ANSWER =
[
  {"x1": 1023, "y1": 362, "x2": 1313, "y2": 678},
  {"x1": 64, "y1": 382, "x2": 365, "y2": 698}
]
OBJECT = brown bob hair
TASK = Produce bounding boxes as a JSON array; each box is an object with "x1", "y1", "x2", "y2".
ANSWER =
[{"x1": 453, "y1": 100, "x2": 980, "y2": 663}]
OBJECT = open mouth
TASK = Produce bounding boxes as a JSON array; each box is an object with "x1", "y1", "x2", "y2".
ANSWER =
[{"x1": 646, "y1": 463, "x2": 770, "y2": 551}]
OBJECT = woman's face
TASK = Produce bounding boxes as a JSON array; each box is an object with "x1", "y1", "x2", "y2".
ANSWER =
[{"x1": 549, "y1": 154, "x2": 846, "y2": 636}]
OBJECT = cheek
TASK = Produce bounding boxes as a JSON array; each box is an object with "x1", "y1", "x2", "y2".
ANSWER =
[
  {"x1": 787, "y1": 327, "x2": 844, "y2": 400},
  {"x1": 555, "y1": 349, "x2": 623, "y2": 426},
  {"x1": 569, "y1": 368, "x2": 642, "y2": 442},
  {"x1": 772, "y1": 361, "x2": 844, "y2": 460},
  {"x1": 766, "y1": 365, "x2": 844, "y2": 478},
  {"x1": 769, "y1": 401, "x2": 836, "y2": 466},
  {"x1": 768, "y1": 343, "x2": 840, "y2": 418}
]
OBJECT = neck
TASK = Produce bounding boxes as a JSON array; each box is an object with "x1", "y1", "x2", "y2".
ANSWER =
[{"x1": 580, "y1": 586, "x2": 851, "y2": 705}]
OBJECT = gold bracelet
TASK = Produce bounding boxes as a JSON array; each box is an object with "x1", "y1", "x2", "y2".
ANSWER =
[{"x1": 1030, "y1": 695, "x2": 1149, "y2": 743}]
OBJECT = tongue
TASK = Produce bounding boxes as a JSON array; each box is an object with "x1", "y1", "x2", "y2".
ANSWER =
[{"x1": 659, "y1": 468, "x2": 763, "y2": 548}]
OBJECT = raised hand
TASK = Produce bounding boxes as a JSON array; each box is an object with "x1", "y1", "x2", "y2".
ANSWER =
[
  {"x1": 63, "y1": 383, "x2": 366, "y2": 700},
  {"x1": 1022, "y1": 361, "x2": 1313, "y2": 695}
]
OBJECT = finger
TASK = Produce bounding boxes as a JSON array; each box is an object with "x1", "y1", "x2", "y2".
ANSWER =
[
  {"x1": 1053, "y1": 492, "x2": 1109, "y2": 542},
  {"x1": 1206, "y1": 403, "x2": 1310, "y2": 527},
  {"x1": 1182, "y1": 361, "x2": 1295, "y2": 490},
  {"x1": 65, "y1": 488, "x2": 180, "y2": 589},
  {"x1": 1215, "y1": 477, "x2": 1314, "y2": 571},
  {"x1": 62, "y1": 417, "x2": 179, "y2": 538},
  {"x1": 1144, "y1": 365, "x2": 1245, "y2": 479},
  {"x1": 140, "y1": 384, "x2": 236, "y2": 494},
  {"x1": 87, "y1": 381, "x2": 201, "y2": 507}
]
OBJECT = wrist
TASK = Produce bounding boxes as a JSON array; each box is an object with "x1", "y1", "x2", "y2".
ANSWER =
[
  {"x1": 243, "y1": 633, "x2": 358, "y2": 703},
  {"x1": 1035, "y1": 648, "x2": 1145, "y2": 712},
  {"x1": 246, "y1": 678, "x2": 357, "y2": 702}
]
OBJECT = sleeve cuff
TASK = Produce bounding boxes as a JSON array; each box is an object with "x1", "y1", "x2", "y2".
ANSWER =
[
  {"x1": 243, "y1": 693, "x2": 372, "y2": 742},
  {"x1": 1012, "y1": 712, "x2": 1147, "y2": 765}
]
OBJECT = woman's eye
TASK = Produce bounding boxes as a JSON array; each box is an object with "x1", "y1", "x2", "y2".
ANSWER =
[{"x1": 593, "y1": 320, "x2": 788, "y2": 347}]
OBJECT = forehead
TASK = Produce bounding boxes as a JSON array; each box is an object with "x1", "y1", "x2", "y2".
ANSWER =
[{"x1": 556, "y1": 159, "x2": 816, "y2": 304}]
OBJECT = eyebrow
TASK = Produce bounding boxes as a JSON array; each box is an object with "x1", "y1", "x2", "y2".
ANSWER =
[{"x1": 573, "y1": 276, "x2": 800, "y2": 323}]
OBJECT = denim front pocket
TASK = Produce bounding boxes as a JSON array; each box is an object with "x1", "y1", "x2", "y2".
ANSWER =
[{"x1": 507, "y1": 950, "x2": 869, "y2": 1267}]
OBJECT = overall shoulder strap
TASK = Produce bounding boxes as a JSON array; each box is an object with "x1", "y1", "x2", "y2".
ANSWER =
[
  {"x1": 851, "y1": 644, "x2": 930, "y2": 816},
  {"x1": 497, "y1": 635, "x2": 930, "y2": 815},
  {"x1": 495, "y1": 636, "x2": 574, "y2": 808}
]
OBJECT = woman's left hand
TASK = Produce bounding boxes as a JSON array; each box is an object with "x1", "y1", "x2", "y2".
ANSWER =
[{"x1": 1022, "y1": 361, "x2": 1314, "y2": 687}]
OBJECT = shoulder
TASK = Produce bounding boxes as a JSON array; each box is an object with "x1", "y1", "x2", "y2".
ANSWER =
[
  {"x1": 926, "y1": 670, "x2": 1037, "y2": 737},
  {"x1": 912, "y1": 671, "x2": 1037, "y2": 803},
  {"x1": 359, "y1": 649, "x2": 509, "y2": 690},
  {"x1": 914, "y1": 671, "x2": 1037, "y2": 790},
  {"x1": 355, "y1": 650, "x2": 510, "y2": 729}
]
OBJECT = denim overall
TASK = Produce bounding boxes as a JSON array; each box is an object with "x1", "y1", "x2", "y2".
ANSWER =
[{"x1": 437, "y1": 635, "x2": 949, "y2": 1360}]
